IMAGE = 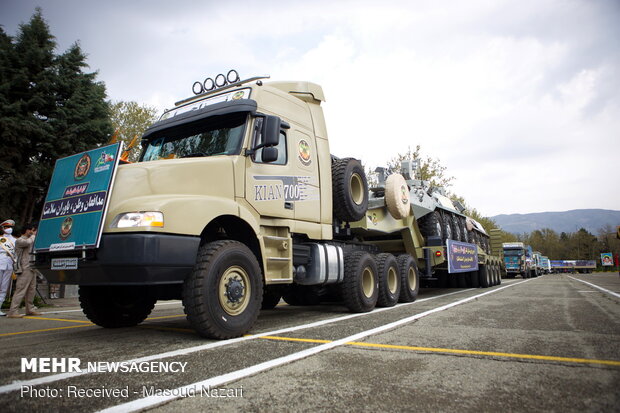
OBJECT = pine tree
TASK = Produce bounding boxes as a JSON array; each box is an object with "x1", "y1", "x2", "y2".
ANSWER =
[{"x1": 0, "y1": 8, "x2": 113, "y2": 225}]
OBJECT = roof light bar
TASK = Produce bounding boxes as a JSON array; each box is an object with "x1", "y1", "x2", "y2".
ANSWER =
[{"x1": 192, "y1": 69, "x2": 244, "y2": 95}]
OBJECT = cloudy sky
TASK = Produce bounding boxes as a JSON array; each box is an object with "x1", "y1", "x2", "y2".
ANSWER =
[{"x1": 1, "y1": 0, "x2": 619, "y2": 216}]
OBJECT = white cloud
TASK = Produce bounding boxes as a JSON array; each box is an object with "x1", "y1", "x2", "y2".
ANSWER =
[{"x1": 1, "y1": 0, "x2": 619, "y2": 215}]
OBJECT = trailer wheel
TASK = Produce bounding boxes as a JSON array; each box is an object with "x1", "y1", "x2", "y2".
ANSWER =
[
  {"x1": 183, "y1": 240, "x2": 262, "y2": 339},
  {"x1": 496, "y1": 264, "x2": 502, "y2": 285},
  {"x1": 261, "y1": 286, "x2": 283, "y2": 310},
  {"x1": 397, "y1": 254, "x2": 420, "y2": 302},
  {"x1": 79, "y1": 286, "x2": 156, "y2": 328},
  {"x1": 332, "y1": 158, "x2": 368, "y2": 222},
  {"x1": 457, "y1": 273, "x2": 468, "y2": 288},
  {"x1": 376, "y1": 253, "x2": 401, "y2": 307},
  {"x1": 342, "y1": 251, "x2": 378, "y2": 312},
  {"x1": 479, "y1": 265, "x2": 490, "y2": 288}
]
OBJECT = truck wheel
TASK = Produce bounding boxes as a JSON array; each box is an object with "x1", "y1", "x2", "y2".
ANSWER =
[
  {"x1": 332, "y1": 158, "x2": 368, "y2": 222},
  {"x1": 457, "y1": 273, "x2": 467, "y2": 288},
  {"x1": 397, "y1": 254, "x2": 419, "y2": 302},
  {"x1": 261, "y1": 286, "x2": 282, "y2": 310},
  {"x1": 183, "y1": 240, "x2": 263, "y2": 339},
  {"x1": 497, "y1": 264, "x2": 502, "y2": 285},
  {"x1": 79, "y1": 286, "x2": 156, "y2": 328},
  {"x1": 376, "y1": 253, "x2": 401, "y2": 307},
  {"x1": 342, "y1": 251, "x2": 378, "y2": 312},
  {"x1": 479, "y1": 265, "x2": 490, "y2": 288}
]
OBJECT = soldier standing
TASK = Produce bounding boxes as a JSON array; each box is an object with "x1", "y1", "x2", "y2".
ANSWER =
[
  {"x1": 7, "y1": 223, "x2": 41, "y2": 318},
  {"x1": 0, "y1": 219, "x2": 17, "y2": 316}
]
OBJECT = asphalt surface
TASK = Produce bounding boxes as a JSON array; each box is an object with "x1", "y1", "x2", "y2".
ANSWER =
[{"x1": 1, "y1": 272, "x2": 619, "y2": 412}]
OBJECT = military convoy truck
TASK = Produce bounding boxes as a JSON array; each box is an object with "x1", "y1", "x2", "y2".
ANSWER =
[{"x1": 35, "y1": 72, "x2": 503, "y2": 339}]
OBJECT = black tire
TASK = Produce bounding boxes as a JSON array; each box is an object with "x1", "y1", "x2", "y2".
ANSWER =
[
  {"x1": 332, "y1": 158, "x2": 368, "y2": 222},
  {"x1": 342, "y1": 251, "x2": 378, "y2": 312},
  {"x1": 420, "y1": 211, "x2": 443, "y2": 240},
  {"x1": 479, "y1": 265, "x2": 490, "y2": 288},
  {"x1": 497, "y1": 264, "x2": 502, "y2": 285},
  {"x1": 441, "y1": 211, "x2": 453, "y2": 244},
  {"x1": 470, "y1": 270, "x2": 480, "y2": 288},
  {"x1": 452, "y1": 214, "x2": 462, "y2": 241},
  {"x1": 397, "y1": 254, "x2": 420, "y2": 302},
  {"x1": 79, "y1": 286, "x2": 156, "y2": 328},
  {"x1": 261, "y1": 286, "x2": 282, "y2": 310},
  {"x1": 457, "y1": 273, "x2": 468, "y2": 288},
  {"x1": 183, "y1": 240, "x2": 263, "y2": 339},
  {"x1": 376, "y1": 253, "x2": 401, "y2": 307},
  {"x1": 282, "y1": 284, "x2": 321, "y2": 306}
]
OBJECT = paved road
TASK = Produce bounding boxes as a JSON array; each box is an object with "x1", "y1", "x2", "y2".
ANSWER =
[{"x1": 1, "y1": 273, "x2": 618, "y2": 412}]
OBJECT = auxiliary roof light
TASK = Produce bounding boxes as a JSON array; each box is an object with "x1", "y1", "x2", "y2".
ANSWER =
[{"x1": 192, "y1": 69, "x2": 242, "y2": 95}]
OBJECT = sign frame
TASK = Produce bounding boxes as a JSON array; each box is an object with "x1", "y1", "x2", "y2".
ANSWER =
[
  {"x1": 34, "y1": 142, "x2": 123, "y2": 253},
  {"x1": 446, "y1": 239, "x2": 479, "y2": 274}
]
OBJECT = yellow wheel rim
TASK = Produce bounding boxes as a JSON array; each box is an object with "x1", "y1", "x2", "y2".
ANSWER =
[
  {"x1": 407, "y1": 266, "x2": 417, "y2": 291},
  {"x1": 350, "y1": 173, "x2": 364, "y2": 205},
  {"x1": 362, "y1": 266, "x2": 375, "y2": 298},
  {"x1": 387, "y1": 267, "x2": 398, "y2": 294},
  {"x1": 219, "y1": 266, "x2": 251, "y2": 316}
]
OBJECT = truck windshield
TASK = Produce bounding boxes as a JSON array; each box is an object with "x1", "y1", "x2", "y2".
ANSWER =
[
  {"x1": 141, "y1": 113, "x2": 247, "y2": 162},
  {"x1": 504, "y1": 250, "x2": 522, "y2": 256}
]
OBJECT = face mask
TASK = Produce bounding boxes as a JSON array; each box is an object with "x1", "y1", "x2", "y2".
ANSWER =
[{"x1": 3, "y1": 228, "x2": 12, "y2": 235}]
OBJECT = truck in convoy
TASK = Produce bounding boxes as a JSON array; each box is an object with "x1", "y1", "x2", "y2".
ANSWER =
[
  {"x1": 34, "y1": 72, "x2": 502, "y2": 339},
  {"x1": 551, "y1": 260, "x2": 596, "y2": 273},
  {"x1": 502, "y1": 242, "x2": 537, "y2": 278},
  {"x1": 539, "y1": 256, "x2": 551, "y2": 274}
]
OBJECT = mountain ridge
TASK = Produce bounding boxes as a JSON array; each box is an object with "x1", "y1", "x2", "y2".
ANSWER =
[{"x1": 490, "y1": 208, "x2": 620, "y2": 235}]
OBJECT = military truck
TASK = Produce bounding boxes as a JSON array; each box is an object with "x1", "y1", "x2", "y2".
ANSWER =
[{"x1": 35, "y1": 72, "x2": 502, "y2": 339}]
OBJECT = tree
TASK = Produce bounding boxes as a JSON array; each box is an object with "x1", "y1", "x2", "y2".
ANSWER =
[
  {"x1": 386, "y1": 145, "x2": 455, "y2": 189},
  {"x1": 109, "y1": 101, "x2": 158, "y2": 162},
  {"x1": 0, "y1": 9, "x2": 112, "y2": 225}
]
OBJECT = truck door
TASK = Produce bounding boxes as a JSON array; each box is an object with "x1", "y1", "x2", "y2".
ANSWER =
[{"x1": 245, "y1": 118, "x2": 295, "y2": 220}]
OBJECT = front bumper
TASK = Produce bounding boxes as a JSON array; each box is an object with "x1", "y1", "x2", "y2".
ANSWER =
[{"x1": 35, "y1": 233, "x2": 201, "y2": 285}]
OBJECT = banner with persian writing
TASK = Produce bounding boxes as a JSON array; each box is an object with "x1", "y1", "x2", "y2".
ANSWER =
[
  {"x1": 446, "y1": 240, "x2": 479, "y2": 274},
  {"x1": 34, "y1": 143, "x2": 122, "y2": 252}
]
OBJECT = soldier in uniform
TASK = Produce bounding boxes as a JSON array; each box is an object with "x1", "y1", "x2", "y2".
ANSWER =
[
  {"x1": 0, "y1": 219, "x2": 17, "y2": 316},
  {"x1": 7, "y1": 223, "x2": 41, "y2": 318}
]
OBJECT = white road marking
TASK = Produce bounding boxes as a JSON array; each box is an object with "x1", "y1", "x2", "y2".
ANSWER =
[
  {"x1": 99, "y1": 280, "x2": 532, "y2": 413},
  {"x1": 0, "y1": 288, "x2": 472, "y2": 393},
  {"x1": 568, "y1": 276, "x2": 620, "y2": 299}
]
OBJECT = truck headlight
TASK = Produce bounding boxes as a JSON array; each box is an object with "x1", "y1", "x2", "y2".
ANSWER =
[{"x1": 111, "y1": 212, "x2": 164, "y2": 228}]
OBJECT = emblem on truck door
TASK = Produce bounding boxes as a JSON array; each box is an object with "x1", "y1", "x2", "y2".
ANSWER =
[{"x1": 298, "y1": 140, "x2": 312, "y2": 166}]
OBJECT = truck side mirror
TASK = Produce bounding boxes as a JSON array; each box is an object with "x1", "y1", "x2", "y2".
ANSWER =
[
  {"x1": 262, "y1": 115, "x2": 281, "y2": 147},
  {"x1": 261, "y1": 147, "x2": 278, "y2": 163}
]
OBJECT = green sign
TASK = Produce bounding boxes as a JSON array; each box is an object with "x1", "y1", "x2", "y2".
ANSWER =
[{"x1": 34, "y1": 143, "x2": 122, "y2": 252}]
